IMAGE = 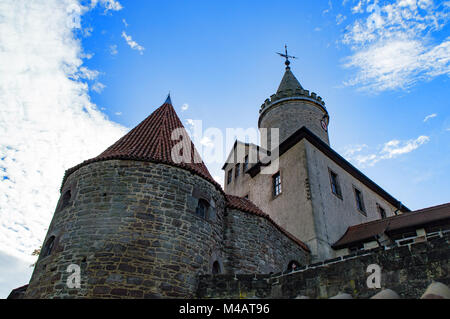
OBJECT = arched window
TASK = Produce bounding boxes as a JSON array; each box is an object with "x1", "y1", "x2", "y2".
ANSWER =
[
  {"x1": 195, "y1": 199, "x2": 209, "y2": 219},
  {"x1": 43, "y1": 236, "x2": 55, "y2": 257},
  {"x1": 212, "y1": 261, "x2": 221, "y2": 274},
  {"x1": 61, "y1": 190, "x2": 71, "y2": 210},
  {"x1": 287, "y1": 260, "x2": 300, "y2": 272}
]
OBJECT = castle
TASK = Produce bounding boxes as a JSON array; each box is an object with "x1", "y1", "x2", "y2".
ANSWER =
[{"x1": 10, "y1": 55, "x2": 450, "y2": 299}]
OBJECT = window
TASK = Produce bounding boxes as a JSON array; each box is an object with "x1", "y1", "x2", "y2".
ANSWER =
[
  {"x1": 354, "y1": 187, "x2": 366, "y2": 214},
  {"x1": 273, "y1": 172, "x2": 282, "y2": 197},
  {"x1": 243, "y1": 155, "x2": 249, "y2": 172},
  {"x1": 227, "y1": 169, "x2": 233, "y2": 184},
  {"x1": 43, "y1": 236, "x2": 55, "y2": 257},
  {"x1": 235, "y1": 164, "x2": 240, "y2": 179},
  {"x1": 287, "y1": 260, "x2": 300, "y2": 272},
  {"x1": 61, "y1": 190, "x2": 71, "y2": 209},
  {"x1": 212, "y1": 261, "x2": 221, "y2": 274},
  {"x1": 377, "y1": 204, "x2": 387, "y2": 219},
  {"x1": 195, "y1": 199, "x2": 209, "y2": 219},
  {"x1": 329, "y1": 169, "x2": 342, "y2": 198}
]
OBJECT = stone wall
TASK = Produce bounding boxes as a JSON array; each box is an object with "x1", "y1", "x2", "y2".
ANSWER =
[
  {"x1": 25, "y1": 160, "x2": 226, "y2": 298},
  {"x1": 197, "y1": 232, "x2": 450, "y2": 298},
  {"x1": 223, "y1": 209, "x2": 309, "y2": 274}
]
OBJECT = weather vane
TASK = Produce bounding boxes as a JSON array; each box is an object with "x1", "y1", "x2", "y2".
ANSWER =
[{"x1": 276, "y1": 44, "x2": 297, "y2": 68}]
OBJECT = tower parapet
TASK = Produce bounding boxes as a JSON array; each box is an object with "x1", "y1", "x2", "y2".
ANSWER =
[
  {"x1": 258, "y1": 62, "x2": 330, "y2": 149},
  {"x1": 260, "y1": 88, "x2": 326, "y2": 113}
]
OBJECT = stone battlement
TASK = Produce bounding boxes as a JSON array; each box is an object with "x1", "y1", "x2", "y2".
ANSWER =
[{"x1": 259, "y1": 89, "x2": 326, "y2": 114}]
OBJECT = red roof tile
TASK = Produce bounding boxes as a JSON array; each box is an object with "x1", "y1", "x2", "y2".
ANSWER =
[
  {"x1": 226, "y1": 195, "x2": 310, "y2": 252},
  {"x1": 62, "y1": 102, "x2": 221, "y2": 191},
  {"x1": 333, "y1": 202, "x2": 450, "y2": 249}
]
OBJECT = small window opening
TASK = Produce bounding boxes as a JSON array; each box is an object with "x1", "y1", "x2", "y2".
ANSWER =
[
  {"x1": 227, "y1": 169, "x2": 233, "y2": 184},
  {"x1": 354, "y1": 188, "x2": 366, "y2": 213},
  {"x1": 195, "y1": 199, "x2": 209, "y2": 219},
  {"x1": 377, "y1": 204, "x2": 387, "y2": 219},
  {"x1": 243, "y1": 155, "x2": 249, "y2": 172},
  {"x1": 287, "y1": 260, "x2": 300, "y2": 272},
  {"x1": 212, "y1": 261, "x2": 221, "y2": 274},
  {"x1": 43, "y1": 236, "x2": 55, "y2": 257},
  {"x1": 61, "y1": 190, "x2": 71, "y2": 209},
  {"x1": 273, "y1": 172, "x2": 282, "y2": 197},
  {"x1": 329, "y1": 170, "x2": 342, "y2": 198}
]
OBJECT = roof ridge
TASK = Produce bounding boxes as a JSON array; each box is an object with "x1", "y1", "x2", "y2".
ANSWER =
[{"x1": 347, "y1": 202, "x2": 450, "y2": 231}]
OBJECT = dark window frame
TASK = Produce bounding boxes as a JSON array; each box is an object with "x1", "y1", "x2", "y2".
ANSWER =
[
  {"x1": 377, "y1": 203, "x2": 387, "y2": 219},
  {"x1": 328, "y1": 168, "x2": 342, "y2": 199},
  {"x1": 243, "y1": 155, "x2": 249, "y2": 172},
  {"x1": 235, "y1": 163, "x2": 240, "y2": 179},
  {"x1": 61, "y1": 190, "x2": 71, "y2": 210},
  {"x1": 227, "y1": 169, "x2": 233, "y2": 184},
  {"x1": 43, "y1": 236, "x2": 56, "y2": 257},
  {"x1": 195, "y1": 198, "x2": 209, "y2": 219},
  {"x1": 272, "y1": 171, "x2": 282, "y2": 198},
  {"x1": 212, "y1": 261, "x2": 221, "y2": 274},
  {"x1": 353, "y1": 186, "x2": 366, "y2": 215}
]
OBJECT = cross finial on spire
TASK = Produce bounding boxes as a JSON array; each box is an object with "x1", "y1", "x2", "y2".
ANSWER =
[{"x1": 276, "y1": 44, "x2": 297, "y2": 69}]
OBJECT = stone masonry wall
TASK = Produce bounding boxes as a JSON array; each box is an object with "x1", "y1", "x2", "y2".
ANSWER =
[
  {"x1": 259, "y1": 100, "x2": 329, "y2": 148},
  {"x1": 198, "y1": 232, "x2": 450, "y2": 298},
  {"x1": 223, "y1": 209, "x2": 309, "y2": 275},
  {"x1": 25, "y1": 160, "x2": 226, "y2": 298}
]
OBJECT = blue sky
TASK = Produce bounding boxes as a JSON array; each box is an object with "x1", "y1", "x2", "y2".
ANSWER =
[{"x1": 0, "y1": 0, "x2": 449, "y2": 297}]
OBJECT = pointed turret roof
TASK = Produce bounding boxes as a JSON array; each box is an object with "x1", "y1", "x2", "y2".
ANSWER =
[
  {"x1": 62, "y1": 97, "x2": 220, "y2": 190},
  {"x1": 276, "y1": 66, "x2": 303, "y2": 94}
]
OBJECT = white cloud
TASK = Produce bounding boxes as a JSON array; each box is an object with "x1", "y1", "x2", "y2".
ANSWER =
[
  {"x1": 381, "y1": 135, "x2": 430, "y2": 159},
  {"x1": 0, "y1": 0, "x2": 127, "y2": 271},
  {"x1": 121, "y1": 31, "x2": 145, "y2": 54},
  {"x1": 200, "y1": 136, "x2": 214, "y2": 148},
  {"x1": 83, "y1": 26, "x2": 93, "y2": 37},
  {"x1": 90, "y1": 0, "x2": 123, "y2": 12},
  {"x1": 109, "y1": 44, "x2": 118, "y2": 55},
  {"x1": 344, "y1": 135, "x2": 430, "y2": 167},
  {"x1": 115, "y1": 111, "x2": 122, "y2": 116},
  {"x1": 0, "y1": 251, "x2": 34, "y2": 298},
  {"x1": 122, "y1": 18, "x2": 128, "y2": 27},
  {"x1": 423, "y1": 113, "x2": 437, "y2": 122},
  {"x1": 181, "y1": 103, "x2": 189, "y2": 111},
  {"x1": 336, "y1": 14, "x2": 347, "y2": 25},
  {"x1": 343, "y1": 144, "x2": 368, "y2": 157},
  {"x1": 352, "y1": 0, "x2": 364, "y2": 14},
  {"x1": 323, "y1": 0, "x2": 333, "y2": 14},
  {"x1": 213, "y1": 175, "x2": 224, "y2": 189},
  {"x1": 186, "y1": 119, "x2": 195, "y2": 128},
  {"x1": 77, "y1": 66, "x2": 100, "y2": 80},
  {"x1": 342, "y1": 0, "x2": 450, "y2": 91},
  {"x1": 92, "y1": 82, "x2": 106, "y2": 93}
]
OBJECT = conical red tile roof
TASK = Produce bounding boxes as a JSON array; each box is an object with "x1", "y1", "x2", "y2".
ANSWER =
[{"x1": 61, "y1": 100, "x2": 221, "y2": 191}]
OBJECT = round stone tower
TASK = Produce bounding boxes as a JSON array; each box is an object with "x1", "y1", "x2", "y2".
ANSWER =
[
  {"x1": 258, "y1": 59, "x2": 330, "y2": 149},
  {"x1": 24, "y1": 96, "x2": 226, "y2": 298}
]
